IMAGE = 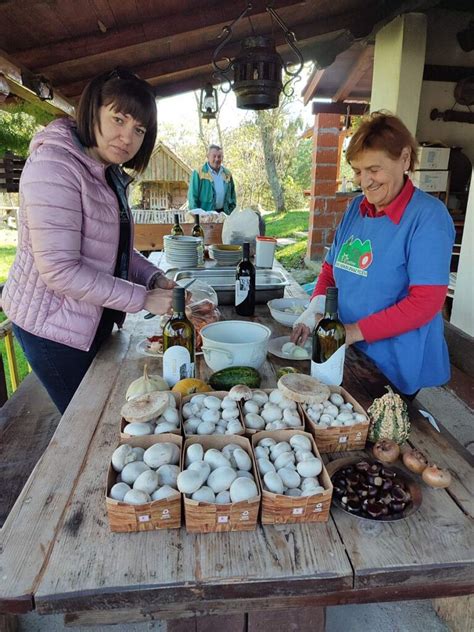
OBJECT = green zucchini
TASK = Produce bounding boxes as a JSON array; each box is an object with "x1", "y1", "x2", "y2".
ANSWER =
[{"x1": 209, "y1": 366, "x2": 261, "y2": 390}]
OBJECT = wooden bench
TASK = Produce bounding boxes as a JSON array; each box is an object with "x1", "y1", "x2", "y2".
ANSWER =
[{"x1": 134, "y1": 222, "x2": 223, "y2": 251}]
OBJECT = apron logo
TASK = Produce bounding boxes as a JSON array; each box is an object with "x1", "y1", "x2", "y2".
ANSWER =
[{"x1": 335, "y1": 236, "x2": 373, "y2": 277}]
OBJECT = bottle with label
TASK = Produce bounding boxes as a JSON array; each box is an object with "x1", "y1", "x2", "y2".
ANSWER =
[
  {"x1": 235, "y1": 241, "x2": 256, "y2": 317},
  {"x1": 171, "y1": 213, "x2": 184, "y2": 236},
  {"x1": 311, "y1": 287, "x2": 346, "y2": 385},
  {"x1": 191, "y1": 214, "x2": 204, "y2": 265},
  {"x1": 162, "y1": 287, "x2": 195, "y2": 387}
]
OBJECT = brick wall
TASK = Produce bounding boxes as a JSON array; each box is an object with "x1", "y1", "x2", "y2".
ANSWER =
[{"x1": 307, "y1": 113, "x2": 353, "y2": 261}]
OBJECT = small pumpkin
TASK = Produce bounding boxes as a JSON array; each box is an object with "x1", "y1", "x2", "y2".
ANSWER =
[
  {"x1": 171, "y1": 378, "x2": 211, "y2": 395},
  {"x1": 367, "y1": 385, "x2": 410, "y2": 445}
]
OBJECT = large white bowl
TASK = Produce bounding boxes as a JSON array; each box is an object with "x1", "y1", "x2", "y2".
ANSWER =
[
  {"x1": 267, "y1": 298, "x2": 309, "y2": 327},
  {"x1": 200, "y1": 320, "x2": 271, "y2": 372}
]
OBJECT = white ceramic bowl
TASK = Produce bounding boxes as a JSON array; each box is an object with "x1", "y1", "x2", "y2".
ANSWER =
[
  {"x1": 200, "y1": 321, "x2": 271, "y2": 372},
  {"x1": 267, "y1": 298, "x2": 309, "y2": 327}
]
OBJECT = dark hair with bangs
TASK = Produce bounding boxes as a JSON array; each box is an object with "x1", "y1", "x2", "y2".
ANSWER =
[
  {"x1": 346, "y1": 111, "x2": 419, "y2": 172},
  {"x1": 76, "y1": 68, "x2": 157, "y2": 173}
]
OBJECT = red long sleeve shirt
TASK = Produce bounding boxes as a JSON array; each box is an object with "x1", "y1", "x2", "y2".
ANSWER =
[{"x1": 312, "y1": 179, "x2": 448, "y2": 344}]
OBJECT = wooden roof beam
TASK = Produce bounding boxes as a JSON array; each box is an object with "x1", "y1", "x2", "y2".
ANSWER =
[
  {"x1": 13, "y1": 0, "x2": 305, "y2": 71},
  {"x1": 312, "y1": 102, "x2": 368, "y2": 115},
  {"x1": 0, "y1": 52, "x2": 74, "y2": 116},
  {"x1": 302, "y1": 68, "x2": 326, "y2": 105},
  {"x1": 332, "y1": 45, "x2": 374, "y2": 103}
]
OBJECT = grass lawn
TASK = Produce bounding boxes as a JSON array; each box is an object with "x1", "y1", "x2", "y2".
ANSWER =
[
  {"x1": 0, "y1": 227, "x2": 30, "y2": 395},
  {"x1": 264, "y1": 208, "x2": 316, "y2": 283}
]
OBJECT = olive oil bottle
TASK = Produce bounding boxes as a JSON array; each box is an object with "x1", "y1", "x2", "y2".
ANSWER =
[
  {"x1": 311, "y1": 287, "x2": 346, "y2": 385},
  {"x1": 162, "y1": 287, "x2": 195, "y2": 386}
]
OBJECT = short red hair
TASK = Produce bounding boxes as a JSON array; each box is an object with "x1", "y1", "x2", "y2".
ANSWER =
[{"x1": 346, "y1": 111, "x2": 419, "y2": 171}]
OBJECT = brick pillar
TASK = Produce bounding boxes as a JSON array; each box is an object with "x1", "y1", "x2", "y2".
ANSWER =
[{"x1": 307, "y1": 113, "x2": 352, "y2": 262}]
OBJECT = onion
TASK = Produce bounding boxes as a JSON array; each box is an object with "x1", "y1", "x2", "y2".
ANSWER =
[
  {"x1": 372, "y1": 440, "x2": 400, "y2": 464},
  {"x1": 422, "y1": 465, "x2": 452, "y2": 488},
  {"x1": 402, "y1": 449, "x2": 428, "y2": 474}
]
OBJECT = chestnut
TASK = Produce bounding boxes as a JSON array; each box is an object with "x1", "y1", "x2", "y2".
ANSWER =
[
  {"x1": 390, "y1": 501, "x2": 406, "y2": 513},
  {"x1": 392, "y1": 486, "x2": 408, "y2": 502},
  {"x1": 366, "y1": 501, "x2": 385, "y2": 518},
  {"x1": 382, "y1": 478, "x2": 393, "y2": 491},
  {"x1": 355, "y1": 461, "x2": 371, "y2": 472},
  {"x1": 347, "y1": 497, "x2": 361, "y2": 512},
  {"x1": 369, "y1": 463, "x2": 381, "y2": 475},
  {"x1": 333, "y1": 485, "x2": 346, "y2": 498},
  {"x1": 367, "y1": 485, "x2": 378, "y2": 498}
]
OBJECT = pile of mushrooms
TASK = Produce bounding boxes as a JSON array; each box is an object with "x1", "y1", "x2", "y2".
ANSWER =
[
  {"x1": 121, "y1": 392, "x2": 180, "y2": 436},
  {"x1": 230, "y1": 384, "x2": 303, "y2": 432},
  {"x1": 302, "y1": 392, "x2": 367, "y2": 428},
  {"x1": 256, "y1": 434, "x2": 325, "y2": 497},
  {"x1": 109, "y1": 442, "x2": 180, "y2": 505},
  {"x1": 177, "y1": 443, "x2": 258, "y2": 503},
  {"x1": 182, "y1": 393, "x2": 244, "y2": 436}
]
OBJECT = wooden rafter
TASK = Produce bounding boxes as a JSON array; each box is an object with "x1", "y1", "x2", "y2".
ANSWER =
[
  {"x1": 0, "y1": 52, "x2": 74, "y2": 116},
  {"x1": 302, "y1": 68, "x2": 326, "y2": 106},
  {"x1": 332, "y1": 45, "x2": 374, "y2": 102},
  {"x1": 12, "y1": 0, "x2": 305, "y2": 71}
]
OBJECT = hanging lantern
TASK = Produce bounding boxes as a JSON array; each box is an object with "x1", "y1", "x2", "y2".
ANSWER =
[
  {"x1": 199, "y1": 83, "x2": 219, "y2": 121},
  {"x1": 212, "y1": 3, "x2": 303, "y2": 110}
]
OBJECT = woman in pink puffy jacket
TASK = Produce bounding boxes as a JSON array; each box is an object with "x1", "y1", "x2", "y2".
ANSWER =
[{"x1": 2, "y1": 68, "x2": 175, "y2": 413}]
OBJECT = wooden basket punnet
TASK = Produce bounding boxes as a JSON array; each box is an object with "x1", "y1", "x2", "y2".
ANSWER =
[
  {"x1": 300, "y1": 386, "x2": 369, "y2": 453},
  {"x1": 241, "y1": 388, "x2": 305, "y2": 437},
  {"x1": 120, "y1": 391, "x2": 181, "y2": 439},
  {"x1": 181, "y1": 391, "x2": 244, "y2": 437},
  {"x1": 182, "y1": 434, "x2": 260, "y2": 533},
  {"x1": 251, "y1": 430, "x2": 333, "y2": 524},
  {"x1": 106, "y1": 434, "x2": 182, "y2": 532}
]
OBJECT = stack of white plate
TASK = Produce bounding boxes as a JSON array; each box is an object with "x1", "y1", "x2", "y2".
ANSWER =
[
  {"x1": 208, "y1": 244, "x2": 243, "y2": 266},
  {"x1": 164, "y1": 235, "x2": 201, "y2": 267}
]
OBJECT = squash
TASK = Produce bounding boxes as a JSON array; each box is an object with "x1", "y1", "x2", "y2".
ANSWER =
[
  {"x1": 367, "y1": 385, "x2": 410, "y2": 444},
  {"x1": 171, "y1": 378, "x2": 211, "y2": 395}
]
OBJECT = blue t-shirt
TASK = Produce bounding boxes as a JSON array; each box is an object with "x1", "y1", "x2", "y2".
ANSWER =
[{"x1": 326, "y1": 188, "x2": 455, "y2": 394}]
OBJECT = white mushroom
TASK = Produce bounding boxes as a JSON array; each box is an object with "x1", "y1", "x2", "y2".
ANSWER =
[
  {"x1": 228, "y1": 384, "x2": 253, "y2": 401},
  {"x1": 123, "y1": 489, "x2": 151, "y2": 505},
  {"x1": 109, "y1": 482, "x2": 131, "y2": 501},
  {"x1": 151, "y1": 485, "x2": 179, "y2": 501}
]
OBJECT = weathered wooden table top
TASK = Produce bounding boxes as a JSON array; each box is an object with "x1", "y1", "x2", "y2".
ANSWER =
[{"x1": 0, "y1": 260, "x2": 473, "y2": 622}]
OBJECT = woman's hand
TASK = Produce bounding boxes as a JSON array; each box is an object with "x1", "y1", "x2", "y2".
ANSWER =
[
  {"x1": 344, "y1": 323, "x2": 364, "y2": 346},
  {"x1": 290, "y1": 323, "x2": 311, "y2": 346},
  {"x1": 144, "y1": 288, "x2": 174, "y2": 315},
  {"x1": 151, "y1": 273, "x2": 176, "y2": 290}
]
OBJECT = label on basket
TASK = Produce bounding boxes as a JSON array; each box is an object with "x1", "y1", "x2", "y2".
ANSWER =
[
  {"x1": 218, "y1": 515, "x2": 229, "y2": 523},
  {"x1": 138, "y1": 514, "x2": 151, "y2": 523},
  {"x1": 313, "y1": 503, "x2": 323, "y2": 513},
  {"x1": 355, "y1": 431, "x2": 362, "y2": 440},
  {"x1": 240, "y1": 510, "x2": 250, "y2": 521},
  {"x1": 339, "y1": 435, "x2": 348, "y2": 444},
  {"x1": 161, "y1": 509, "x2": 171, "y2": 520},
  {"x1": 292, "y1": 507, "x2": 304, "y2": 516}
]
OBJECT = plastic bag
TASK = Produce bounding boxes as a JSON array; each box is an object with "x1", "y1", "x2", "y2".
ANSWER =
[
  {"x1": 179, "y1": 279, "x2": 222, "y2": 351},
  {"x1": 222, "y1": 207, "x2": 262, "y2": 253}
]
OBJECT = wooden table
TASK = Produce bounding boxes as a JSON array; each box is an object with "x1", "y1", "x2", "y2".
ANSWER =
[{"x1": 0, "y1": 261, "x2": 472, "y2": 631}]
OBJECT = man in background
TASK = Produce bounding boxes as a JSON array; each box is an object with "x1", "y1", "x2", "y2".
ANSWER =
[{"x1": 188, "y1": 144, "x2": 236, "y2": 215}]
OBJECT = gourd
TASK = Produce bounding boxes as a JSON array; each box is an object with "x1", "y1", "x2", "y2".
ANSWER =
[
  {"x1": 125, "y1": 364, "x2": 169, "y2": 400},
  {"x1": 367, "y1": 386, "x2": 410, "y2": 444}
]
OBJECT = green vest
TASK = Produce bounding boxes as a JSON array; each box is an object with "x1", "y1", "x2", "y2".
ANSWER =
[{"x1": 187, "y1": 162, "x2": 236, "y2": 215}]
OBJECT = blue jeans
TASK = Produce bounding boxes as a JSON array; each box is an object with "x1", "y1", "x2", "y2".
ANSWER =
[{"x1": 13, "y1": 315, "x2": 114, "y2": 414}]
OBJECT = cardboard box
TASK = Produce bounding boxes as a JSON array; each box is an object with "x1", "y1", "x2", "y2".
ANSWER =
[
  {"x1": 417, "y1": 146, "x2": 450, "y2": 170},
  {"x1": 411, "y1": 170, "x2": 449, "y2": 193}
]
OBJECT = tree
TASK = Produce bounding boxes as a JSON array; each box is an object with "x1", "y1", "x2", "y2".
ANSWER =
[{"x1": 0, "y1": 101, "x2": 53, "y2": 157}]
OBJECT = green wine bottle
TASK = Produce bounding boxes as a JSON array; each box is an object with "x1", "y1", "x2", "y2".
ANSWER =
[
  {"x1": 171, "y1": 213, "x2": 184, "y2": 236},
  {"x1": 191, "y1": 214, "x2": 205, "y2": 265},
  {"x1": 162, "y1": 287, "x2": 195, "y2": 386},
  {"x1": 311, "y1": 287, "x2": 346, "y2": 385}
]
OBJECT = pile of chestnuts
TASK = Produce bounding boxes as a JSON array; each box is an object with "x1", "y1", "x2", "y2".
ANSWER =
[{"x1": 331, "y1": 460, "x2": 412, "y2": 520}]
